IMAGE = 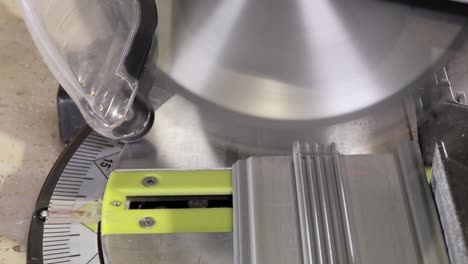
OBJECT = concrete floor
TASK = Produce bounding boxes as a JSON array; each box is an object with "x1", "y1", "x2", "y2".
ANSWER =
[{"x1": 0, "y1": 1, "x2": 63, "y2": 263}]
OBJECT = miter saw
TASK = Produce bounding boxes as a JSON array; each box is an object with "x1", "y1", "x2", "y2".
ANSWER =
[{"x1": 18, "y1": 0, "x2": 468, "y2": 263}]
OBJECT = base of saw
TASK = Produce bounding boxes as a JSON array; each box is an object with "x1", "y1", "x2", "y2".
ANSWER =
[{"x1": 28, "y1": 125, "x2": 449, "y2": 264}]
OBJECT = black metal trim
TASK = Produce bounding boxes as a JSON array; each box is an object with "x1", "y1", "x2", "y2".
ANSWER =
[
  {"x1": 97, "y1": 222, "x2": 106, "y2": 264},
  {"x1": 124, "y1": 0, "x2": 158, "y2": 79}
]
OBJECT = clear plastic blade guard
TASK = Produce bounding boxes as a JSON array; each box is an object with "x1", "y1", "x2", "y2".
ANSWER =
[{"x1": 18, "y1": 0, "x2": 157, "y2": 141}]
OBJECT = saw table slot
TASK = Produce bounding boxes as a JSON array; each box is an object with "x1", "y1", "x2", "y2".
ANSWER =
[
  {"x1": 127, "y1": 195, "x2": 233, "y2": 209},
  {"x1": 101, "y1": 169, "x2": 233, "y2": 235}
]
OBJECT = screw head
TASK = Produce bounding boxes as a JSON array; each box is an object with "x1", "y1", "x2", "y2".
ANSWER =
[
  {"x1": 111, "y1": 201, "x2": 121, "y2": 207},
  {"x1": 139, "y1": 217, "x2": 156, "y2": 228},
  {"x1": 34, "y1": 207, "x2": 49, "y2": 223},
  {"x1": 40, "y1": 210, "x2": 48, "y2": 218},
  {"x1": 142, "y1": 176, "x2": 158, "y2": 187}
]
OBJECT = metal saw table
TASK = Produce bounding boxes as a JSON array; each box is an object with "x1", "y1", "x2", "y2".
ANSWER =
[{"x1": 27, "y1": 94, "x2": 456, "y2": 264}]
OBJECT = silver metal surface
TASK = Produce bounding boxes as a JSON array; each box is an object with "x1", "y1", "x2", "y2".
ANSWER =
[
  {"x1": 233, "y1": 156, "x2": 301, "y2": 264},
  {"x1": 125, "y1": 93, "x2": 415, "y2": 161},
  {"x1": 291, "y1": 143, "x2": 351, "y2": 264},
  {"x1": 105, "y1": 92, "x2": 416, "y2": 263},
  {"x1": 117, "y1": 95, "x2": 244, "y2": 170},
  {"x1": 102, "y1": 233, "x2": 233, "y2": 264},
  {"x1": 395, "y1": 142, "x2": 450, "y2": 264},
  {"x1": 154, "y1": 0, "x2": 465, "y2": 121},
  {"x1": 232, "y1": 142, "x2": 449, "y2": 264},
  {"x1": 107, "y1": 96, "x2": 241, "y2": 264}
]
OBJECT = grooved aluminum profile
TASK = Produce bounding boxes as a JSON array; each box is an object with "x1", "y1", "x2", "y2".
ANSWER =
[{"x1": 232, "y1": 142, "x2": 448, "y2": 264}]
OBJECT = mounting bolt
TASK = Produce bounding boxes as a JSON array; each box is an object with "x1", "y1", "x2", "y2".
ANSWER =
[
  {"x1": 142, "y1": 176, "x2": 158, "y2": 187},
  {"x1": 111, "y1": 201, "x2": 121, "y2": 207},
  {"x1": 40, "y1": 210, "x2": 48, "y2": 219},
  {"x1": 139, "y1": 217, "x2": 156, "y2": 229},
  {"x1": 34, "y1": 207, "x2": 49, "y2": 224}
]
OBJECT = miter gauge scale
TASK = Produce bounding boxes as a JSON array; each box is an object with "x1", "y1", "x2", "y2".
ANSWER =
[{"x1": 28, "y1": 128, "x2": 123, "y2": 264}]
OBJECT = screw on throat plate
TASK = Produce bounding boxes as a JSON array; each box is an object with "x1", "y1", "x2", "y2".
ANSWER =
[
  {"x1": 139, "y1": 217, "x2": 156, "y2": 229},
  {"x1": 142, "y1": 176, "x2": 158, "y2": 187}
]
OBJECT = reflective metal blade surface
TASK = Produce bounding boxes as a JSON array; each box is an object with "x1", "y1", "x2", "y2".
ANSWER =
[{"x1": 155, "y1": 0, "x2": 467, "y2": 121}]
